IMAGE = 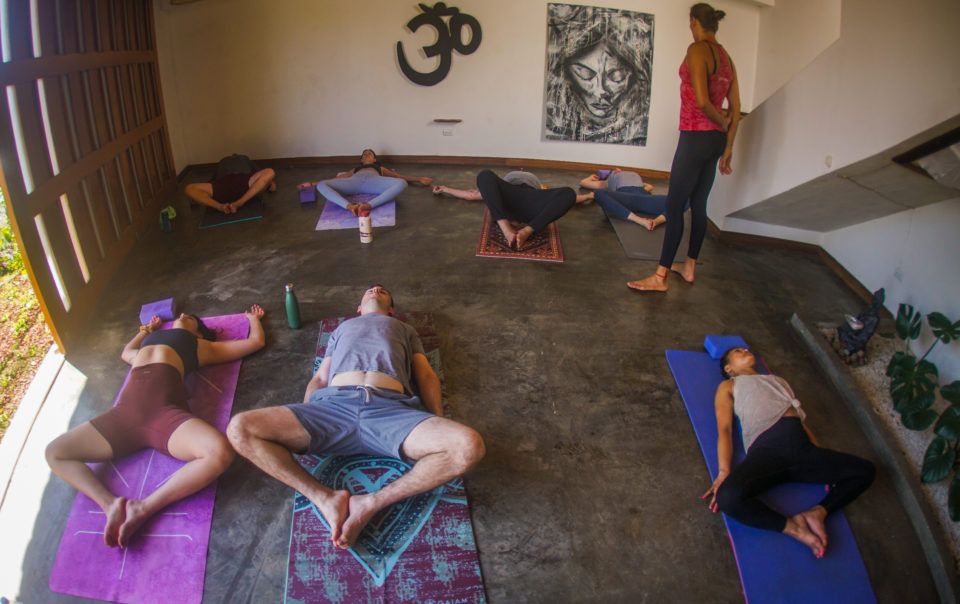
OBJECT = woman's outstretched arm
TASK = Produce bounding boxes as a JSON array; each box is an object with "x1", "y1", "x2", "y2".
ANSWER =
[
  {"x1": 703, "y1": 379, "x2": 735, "y2": 511},
  {"x1": 198, "y1": 305, "x2": 266, "y2": 366}
]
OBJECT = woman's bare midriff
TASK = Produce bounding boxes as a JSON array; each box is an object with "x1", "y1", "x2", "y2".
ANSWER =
[
  {"x1": 781, "y1": 407, "x2": 800, "y2": 419},
  {"x1": 330, "y1": 370, "x2": 403, "y2": 393},
  {"x1": 132, "y1": 345, "x2": 185, "y2": 377}
]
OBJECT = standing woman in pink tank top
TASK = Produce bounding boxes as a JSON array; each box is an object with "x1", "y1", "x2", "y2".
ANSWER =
[{"x1": 628, "y1": 3, "x2": 741, "y2": 292}]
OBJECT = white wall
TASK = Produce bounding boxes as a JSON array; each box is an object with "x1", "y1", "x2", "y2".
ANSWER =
[
  {"x1": 823, "y1": 199, "x2": 960, "y2": 382},
  {"x1": 752, "y1": 0, "x2": 840, "y2": 107},
  {"x1": 153, "y1": 0, "x2": 760, "y2": 171},
  {"x1": 708, "y1": 0, "x2": 960, "y2": 382}
]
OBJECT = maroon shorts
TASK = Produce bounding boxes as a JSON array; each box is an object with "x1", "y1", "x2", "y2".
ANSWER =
[
  {"x1": 89, "y1": 363, "x2": 196, "y2": 457},
  {"x1": 210, "y1": 172, "x2": 254, "y2": 203}
]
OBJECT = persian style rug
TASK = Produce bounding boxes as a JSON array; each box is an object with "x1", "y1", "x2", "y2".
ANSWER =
[{"x1": 475, "y1": 209, "x2": 564, "y2": 262}]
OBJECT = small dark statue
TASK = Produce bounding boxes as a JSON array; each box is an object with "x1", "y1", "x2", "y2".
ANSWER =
[{"x1": 828, "y1": 288, "x2": 885, "y2": 365}]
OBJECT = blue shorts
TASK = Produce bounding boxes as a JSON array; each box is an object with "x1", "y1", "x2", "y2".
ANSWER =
[{"x1": 286, "y1": 386, "x2": 434, "y2": 461}]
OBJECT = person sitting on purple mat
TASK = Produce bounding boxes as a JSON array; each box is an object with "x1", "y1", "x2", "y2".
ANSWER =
[
  {"x1": 185, "y1": 154, "x2": 276, "y2": 215},
  {"x1": 298, "y1": 149, "x2": 433, "y2": 216},
  {"x1": 702, "y1": 347, "x2": 875, "y2": 558},
  {"x1": 227, "y1": 285, "x2": 485, "y2": 550},
  {"x1": 46, "y1": 305, "x2": 266, "y2": 548}
]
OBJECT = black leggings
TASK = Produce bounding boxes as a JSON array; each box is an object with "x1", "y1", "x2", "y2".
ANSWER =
[
  {"x1": 715, "y1": 417, "x2": 876, "y2": 532},
  {"x1": 659, "y1": 130, "x2": 727, "y2": 267},
  {"x1": 476, "y1": 169, "x2": 575, "y2": 233}
]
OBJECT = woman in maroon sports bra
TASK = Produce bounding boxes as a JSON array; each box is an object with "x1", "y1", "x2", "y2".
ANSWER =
[
  {"x1": 46, "y1": 306, "x2": 265, "y2": 548},
  {"x1": 629, "y1": 3, "x2": 741, "y2": 292}
]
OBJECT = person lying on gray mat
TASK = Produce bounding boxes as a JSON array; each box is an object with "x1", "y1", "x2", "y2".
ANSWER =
[
  {"x1": 185, "y1": 154, "x2": 276, "y2": 215},
  {"x1": 581, "y1": 169, "x2": 684, "y2": 231},
  {"x1": 228, "y1": 285, "x2": 485, "y2": 550},
  {"x1": 703, "y1": 347, "x2": 875, "y2": 558}
]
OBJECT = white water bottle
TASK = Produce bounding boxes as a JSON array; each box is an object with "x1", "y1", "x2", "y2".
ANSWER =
[{"x1": 359, "y1": 210, "x2": 372, "y2": 243}]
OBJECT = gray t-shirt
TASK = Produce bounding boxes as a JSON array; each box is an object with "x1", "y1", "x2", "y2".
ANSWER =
[
  {"x1": 325, "y1": 313, "x2": 425, "y2": 394},
  {"x1": 607, "y1": 170, "x2": 644, "y2": 191},
  {"x1": 503, "y1": 171, "x2": 543, "y2": 190}
]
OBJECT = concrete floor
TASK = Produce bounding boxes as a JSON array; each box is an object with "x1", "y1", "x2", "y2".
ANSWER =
[{"x1": 8, "y1": 163, "x2": 940, "y2": 602}]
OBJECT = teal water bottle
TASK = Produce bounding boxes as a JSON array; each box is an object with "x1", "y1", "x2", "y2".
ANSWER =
[{"x1": 285, "y1": 283, "x2": 301, "y2": 329}]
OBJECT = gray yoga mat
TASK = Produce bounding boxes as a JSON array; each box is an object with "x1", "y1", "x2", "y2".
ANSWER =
[{"x1": 605, "y1": 209, "x2": 691, "y2": 261}]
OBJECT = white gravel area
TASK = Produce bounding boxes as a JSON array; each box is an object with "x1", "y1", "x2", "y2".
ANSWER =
[{"x1": 819, "y1": 327, "x2": 960, "y2": 573}]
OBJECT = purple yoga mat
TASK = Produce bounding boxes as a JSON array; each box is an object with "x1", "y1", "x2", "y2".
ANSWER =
[
  {"x1": 49, "y1": 314, "x2": 250, "y2": 604},
  {"x1": 315, "y1": 194, "x2": 396, "y2": 230}
]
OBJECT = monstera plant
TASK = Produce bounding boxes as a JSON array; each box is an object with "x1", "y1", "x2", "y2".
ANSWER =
[{"x1": 886, "y1": 304, "x2": 960, "y2": 519}]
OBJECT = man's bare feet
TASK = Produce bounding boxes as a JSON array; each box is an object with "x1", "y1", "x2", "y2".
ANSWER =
[
  {"x1": 515, "y1": 226, "x2": 535, "y2": 249},
  {"x1": 801, "y1": 506, "x2": 828, "y2": 551},
  {"x1": 644, "y1": 183, "x2": 655, "y2": 193},
  {"x1": 103, "y1": 496, "x2": 127, "y2": 548},
  {"x1": 670, "y1": 261, "x2": 695, "y2": 283},
  {"x1": 783, "y1": 513, "x2": 825, "y2": 558},
  {"x1": 117, "y1": 498, "x2": 152, "y2": 548},
  {"x1": 335, "y1": 493, "x2": 380, "y2": 549},
  {"x1": 627, "y1": 272, "x2": 668, "y2": 292},
  {"x1": 309, "y1": 489, "x2": 350, "y2": 544},
  {"x1": 346, "y1": 202, "x2": 371, "y2": 216}
]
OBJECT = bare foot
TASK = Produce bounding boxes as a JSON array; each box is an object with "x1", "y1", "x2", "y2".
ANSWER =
[
  {"x1": 103, "y1": 496, "x2": 127, "y2": 548},
  {"x1": 515, "y1": 226, "x2": 535, "y2": 249},
  {"x1": 630, "y1": 216, "x2": 656, "y2": 230},
  {"x1": 309, "y1": 489, "x2": 350, "y2": 544},
  {"x1": 627, "y1": 272, "x2": 668, "y2": 292},
  {"x1": 801, "y1": 506, "x2": 828, "y2": 551},
  {"x1": 783, "y1": 513, "x2": 825, "y2": 558},
  {"x1": 118, "y1": 498, "x2": 152, "y2": 548},
  {"x1": 498, "y1": 221, "x2": 518, "y2": 248},
  {"x1": 346, "y1": 203, "x2": 361, "y2": 216},
  {"x1": 670, "y1": 262, "x2": 695, "y2": 283},
  {"x1": 644, "y1": 183, "x2": 654, "y2": 193},
  {"x1": 358, "y1": 203, "x2": 372, "y2": 215},
  {"x1": 335, "y1": 493, "x2": 380, "y2": 549}
]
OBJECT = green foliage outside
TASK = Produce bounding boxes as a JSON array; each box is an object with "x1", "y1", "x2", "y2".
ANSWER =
[{"x1": 886, "y1": 304, "x2": 960, "y2": 520}]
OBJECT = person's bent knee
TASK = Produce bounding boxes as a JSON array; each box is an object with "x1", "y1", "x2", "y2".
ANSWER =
[
  {"x1": 476, "y1": 169, "x2": 496, "y2": 188},
  {"x1": 203, "y1": 434, "x2": 235, "y2": 471},
  {"x1": 226, "y1": 411, "x2": 256, "y2": 450},
  {"x1": 714, "y1": 481, "x2": 742, "y2": 515},
  {"x1": 452, "y1": 427, "x2": 485, "y2": 473}
]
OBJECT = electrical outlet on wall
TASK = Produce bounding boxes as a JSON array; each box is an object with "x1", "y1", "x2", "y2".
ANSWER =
[
  {"x1": 894, "y1": 267, "x2": 903, "y2": 282},
  {"x1": 442, "y1": 129, "x2": 453, "y2": 136}
]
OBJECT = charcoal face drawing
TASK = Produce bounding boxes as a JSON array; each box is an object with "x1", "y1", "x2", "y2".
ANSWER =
[{"x1": 543, "y1": 3, "x2": 654, "y2": 146}]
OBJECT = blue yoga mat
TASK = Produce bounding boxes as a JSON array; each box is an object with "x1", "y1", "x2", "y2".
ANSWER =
[{"x1": 666, "y1": 336, "x2": 875, "y2": 604}]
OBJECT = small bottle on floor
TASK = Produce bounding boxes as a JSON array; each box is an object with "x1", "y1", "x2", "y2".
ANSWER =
[
  {"x1": 359, "y1": 210, "x2": 372, "y2": 244},
  {"x1": 285, "y1": 283, "x2": 301, "y2": 329}
]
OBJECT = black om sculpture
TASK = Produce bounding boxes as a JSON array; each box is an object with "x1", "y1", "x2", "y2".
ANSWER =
[
  {"x1": 829, "y1": 288, "x2": 885, "y2": 365},
  {"x1": 396, "y1": 2, "x2": 481, "y2": 86}
]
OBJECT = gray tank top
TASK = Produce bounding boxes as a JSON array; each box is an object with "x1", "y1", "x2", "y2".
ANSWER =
[
  {"x1": 503, "y1": 171, "x2": 542, "y2": 190},
  {"x1": 607, "y1": 170, "x2": 644, "y2": 191},
  {"x1": 732, "y1": 374, "x2": 806, "y2": 450}
]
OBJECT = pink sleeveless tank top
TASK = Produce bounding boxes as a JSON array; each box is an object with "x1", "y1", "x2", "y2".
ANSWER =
[{"x1": 678, "y1": 41, "x2": 732, "y2": 131}]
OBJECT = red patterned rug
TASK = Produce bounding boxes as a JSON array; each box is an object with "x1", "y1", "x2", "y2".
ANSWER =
[{"x1": 475, "y1": 209, "x2": 564, "y2": 262}]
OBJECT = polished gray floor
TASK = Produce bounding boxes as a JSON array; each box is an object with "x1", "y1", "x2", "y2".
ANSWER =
[{"x1": 14, "y1": 163, "x2": 938, "y2": 603}]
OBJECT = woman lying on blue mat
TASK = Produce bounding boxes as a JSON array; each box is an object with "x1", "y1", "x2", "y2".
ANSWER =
[
  {"x1": 702, "y1": 347, "x2": 875, "y2": 558},
  {"x1": 299, "y1": 149, "x2": 433, "y2": 216},
  {"x1": 45, "y1": 306, "x2": 266, "y2": 548}
]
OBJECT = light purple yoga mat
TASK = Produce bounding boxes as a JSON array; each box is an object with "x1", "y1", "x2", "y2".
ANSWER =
[
  {"x1": 49, "y1": 314, "x2": 249, "y2": 604},
  {"x1": 315, "y1": 194, "x2": 396, "y2": 230}
]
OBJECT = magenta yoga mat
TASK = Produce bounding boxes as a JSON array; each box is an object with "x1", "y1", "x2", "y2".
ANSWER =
[{"x1": 48, "y1": 314, "x2": 250, "y2": 604}]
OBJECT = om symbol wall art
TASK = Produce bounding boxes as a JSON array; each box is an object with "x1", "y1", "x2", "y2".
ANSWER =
[
  {"x1": 397, "y1": 2, "x2": 482, "y2": 86},
  {"x1": 543, "y1": 3, "x2": 654, "y2": 146}
]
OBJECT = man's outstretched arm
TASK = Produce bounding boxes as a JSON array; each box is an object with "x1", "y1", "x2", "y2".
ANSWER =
[{"x1": 412, "y1": 353, "x2": 442, "y2": 416}]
